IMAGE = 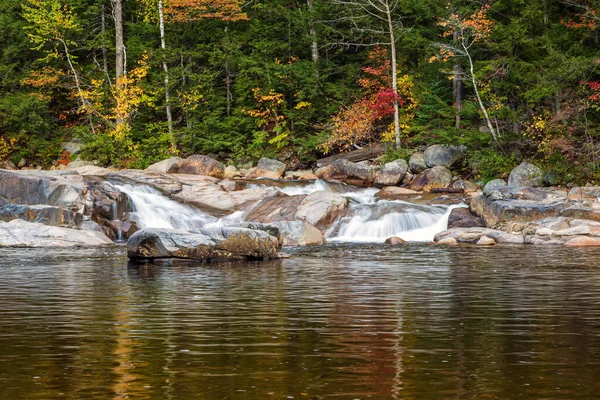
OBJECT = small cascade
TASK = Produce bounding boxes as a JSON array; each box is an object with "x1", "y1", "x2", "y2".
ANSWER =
[{"x1": 112, "y1": 184, "x2": 241, "y2": 231}]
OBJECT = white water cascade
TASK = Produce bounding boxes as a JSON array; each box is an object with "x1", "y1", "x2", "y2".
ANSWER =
[
  {"x1": 111, "y1": 183, "x2": 243, "y2": 231},
  {"x1": 249, "y1": 179, "x2": 465, "y2": 243}
]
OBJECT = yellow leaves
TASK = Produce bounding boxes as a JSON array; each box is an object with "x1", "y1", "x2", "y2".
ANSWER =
[
  {"x1": 20, "y1": 67, "x2": 63, "y2": 88},
  {"x1": 164, "y1": 0, "x2": 248, "y2": 23},
  {"x1": 22, "y1": 0, "x2": 80, "y2": 47},
  {"x1": 0, "y1": 137, "x2": 19, "y2": 159},
  {"x1": 295, "y1": 101, "x2": 311, "y2": 110}
]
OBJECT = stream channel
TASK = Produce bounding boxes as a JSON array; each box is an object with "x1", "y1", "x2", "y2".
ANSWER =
[{"x1": 2, "y1": 179, "x2": 600, "y2": 399}]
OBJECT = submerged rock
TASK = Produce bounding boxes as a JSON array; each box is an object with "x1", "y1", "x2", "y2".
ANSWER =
[
  {"x1": 0, "y1": 219, "x2": 113, "y2": 247},
  {"x1": 127, "y1": 227, "x2": 281, "y2": 260}
]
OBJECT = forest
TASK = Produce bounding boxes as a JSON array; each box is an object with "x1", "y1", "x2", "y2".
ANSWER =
[{"x1": 1, "y1": 0, "x2": 600, "y2": 184}]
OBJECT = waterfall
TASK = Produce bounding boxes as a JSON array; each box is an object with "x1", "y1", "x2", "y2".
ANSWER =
[{"x1": 111, "y1": 184, "x2": 242, "y2": 231}]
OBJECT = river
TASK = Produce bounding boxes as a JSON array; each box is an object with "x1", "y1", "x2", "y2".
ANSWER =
[{"x1": 1, "y1": 244, "x2": 600, "y2": 399}]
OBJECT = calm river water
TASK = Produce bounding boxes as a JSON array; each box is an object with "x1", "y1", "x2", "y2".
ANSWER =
[{"x1": 1, "y1": 244, "x2": 600, "y2": 399}]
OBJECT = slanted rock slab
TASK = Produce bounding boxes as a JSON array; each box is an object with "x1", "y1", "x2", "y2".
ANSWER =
[
  {"x1": 295, "y1": 191, "x2": 349, "y2": 228},
  {"x1": 0, "y1": 219, "x2": 113, "y2": 247}
]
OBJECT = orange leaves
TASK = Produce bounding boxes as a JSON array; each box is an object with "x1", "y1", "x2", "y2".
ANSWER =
[
  {"x1": 437, "y1": 4, "x2": 493, "y2": 46},
  {"x1": 164, "y1": 0, "x2": 247, "y2": 23}
]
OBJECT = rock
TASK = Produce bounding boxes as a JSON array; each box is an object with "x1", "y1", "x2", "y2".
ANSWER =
[
  {"x1": 244, "y1": 193, "x2": 307, "y2": 223},
  {"x1": 127, "y1": 227, "x2": 280, "y2": 260},
  {"x1": 170, "y1": 155, "x2": 225, "y2": 179},
  {"x1": 0, "y1": 219, "x2": 113, "y2": 247},
  {"x1": 146, "y1": 157, "x2": 182, "y2": 174},
  {"x1": 17, "y1": 158, "x2": 26, "y2": 168},
  {"x1": 407, "y1": 166, "x2": 453, "y2": 192},
  {"x1": 61, "y1": 138, "x2": 83, "y2": 155},
  {"x1": 476, "y1": 235, "x2": 496, "y2": 245},
  {"x1": 66, "y1": 160, "x2": 95, "y2": 169},
  {"x1": 452, "y1": 180, "x2": 478, "y2": 193},
  {"x1": 434, "y1": 227, "x2": 525, "y2": 244},
  {"x1": 0, "y1": 160, "x2": 17, "y2": 170},
  {"x1": 508, "y1": 162, "x2": 545, "y2": 188},
  {"x1": 224, "y1": 165, "x2": 242, "y2": 179},
  {"x1": 0, "y1": 204, "x2": 81, "y2": 228},
  {"x1": 79, "y1": 220, "x2": 104, "y2": 232},
  {"x1": 298, "y1": 172, "x2": 318, "y2": 181},
  {"x1": 384, "y1": 236, "x2": 406, "y2": 245},
  {"x1": 316, "y1": 143, "x2": 387, "y2": 168},
  {"x1": 409, "y1": 152, "x2": 428, "y2": 174},
  {"x1": 375, "y1": 186, "x2": 421, "y2": 200},
  {"x1": 72, "y1": 166, "x2": 113, "y2": 176},
  {"x1": 569, "y1": 186, "x2": 600, "y2": 200},
  {"x1": 316, "y1": 159, "x2": 376, "y2": 186},
  {"x1": 0, "y1": 170, "x2": 87, "y2": 211},
  {"x1": 423, "y1": 145, "x2": 464, "y2": 168},
  {"x1": 447, "y1": 207, "x2": 485, "y2": 229},
  {"x1": 564, "y1": 236, "x2": 600, "y2": 247},
  {"x1": 239, "y1": 222, "x2": 282, "y2": 243},
  {"x1": 295, "y1": 191, "x2": 349, "y2": 228},
  {"x1": 483, "y1": 179, "x2": 507, "y2": 195},
  {"x1": 270, "y1": 221, "x2": 325, "y2": 246},
  {"x1": 284, "y1": 171, "x2": 295, "y2": 180},
  {"x1": 246, "y1": 158, "x2": 286, "y2": 179},
  {"x1": 374, "y1": 159, "x2": 408, "y2": 186},
  {"x1": 437, "y1": 237, "x2": 458, "y2": 245}
]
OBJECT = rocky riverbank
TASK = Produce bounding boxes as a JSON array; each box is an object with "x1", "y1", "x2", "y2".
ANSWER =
[{"x1": 2, "y1": 144, "x2": 600, "y2": 256}]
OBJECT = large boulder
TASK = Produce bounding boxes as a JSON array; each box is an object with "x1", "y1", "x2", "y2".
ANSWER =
[
  {"x1": 127, "y1": 227, "x2": 280, "y2": 260},
  {"x1": 269, "y1": 221, "x2": 325, "y2": 246},
  {"x1": 146, "y1": 157, "x2": 182, "y2": 174},
  {"x1": 374, "y1": 159, "x2": 408, "y2": 186},
  {"x1": 447, "y1": 207, "x2": 485, "y2": 229},
  {"x1": 295, "y1": 190, "x2": 349, "y2": 228},
  {"x1": 508, "y1": 162, "x2": 545, "y2": 188},
  {"x1": 407, "y1": 166, "x2": 453, "y2": 192},
  {"x1": 316, "y1": 159, "x2": 376, "y2": 186},
  {"x1": 0, "y1": 204, "x2": 82, "y2": 228},
  {"x1": 169, "y1": 155, "x2": 224, "y2": 179},
  {"x1": 246, "y1": 158, "x2": 286, "y2": 179},
  {"x1": 244, "y1": 193, "x2": 307, "y2": 223},
  {"x1": 409, "y1": 152, "x2": 427, "y2": 174},
  {"x1": 423, "y1": 145, "x2": 464, "y2": 168},
  {"x1": 0, "y1": 219, "x2": 113, "y2": 247}
]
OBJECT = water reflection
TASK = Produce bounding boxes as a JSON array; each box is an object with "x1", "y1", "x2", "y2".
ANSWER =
[{"x1": 0, "y1": 245, "x2": 600, "y2": 398}]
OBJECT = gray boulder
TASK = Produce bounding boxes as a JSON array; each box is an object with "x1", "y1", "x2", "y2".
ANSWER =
[
  {"x1": 315, "y1": 159, "x2": 377, "y2": 186},
  {"x1": 295, "y1": 190, "x2": 349, "y2": 228},
  {"x1": 0, "y1": 219, "x2": 113, "y2": 247},
  {"x1": 246, "y1": 158, "x2": 286, "y2": 179},
  {"x1": 127, "y1": 227, "x2": 280, "y2": 260},
  {"x1": 407, "y1": 166, "x2": 453, "y2": 192},
  {"x1": 423, "y1": 144, "x2": 464, "y2": 168},
  {"x1": 146, "y1": 157, "x2": 182, "y2": 174},
  {"x1": 270, "y1": 221, "x2": 325, "y2": 246},
  {"x1": 483, "y1": 179, "x2": 507, "y2": 195},
  {"x1": 374, "y1": 159, "x2": 408, "y2": 186},
  {"x1": 409, "y1": 152, "x2": 427, "y2": 173},
  {"x1": 508, "y1": 162, "x2": 545, "y2": 188}
]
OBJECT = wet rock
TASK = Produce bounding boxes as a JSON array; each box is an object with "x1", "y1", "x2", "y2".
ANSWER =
[
  {"x1": 508, "y1": 162, "x2": 545, "y2": 188},
  {"x1": 0, "y1": 219, "x2": 113, "y2": 247},
  {"x1": 295, "y1": 191, "x2": 349, "y2": 228},
  {"x1": 127, "y1": 227, "x2": 280, "y2": 260},
  {"x1": 476, "y1": 235, "x2": 496, "y2": 245},
  {"x1": 244, "y1": 193, "x2": 307, "y2": 223},
  {"x1": 447, "y1": 207, "x2": 484, "y2": 229},
  {"x1": 108, "y1": 170, "x2": 183, "y2": 195},
  {"x1": 409, "y1": 152, "x2": 427, "y2": 174},
  {"x1": 407, "y1": 166, "x2": 452, "y2": 192},
  {"x1": 298, "y1": 172, "x2": 318, "y2": 181},
  {"x1": 384, "y1": 236, "x2": 406, "y2": 245},
  {"x1": 374, "y1": 159, "x2": 408, "y2": 186},
  {"x1": 246, "y1": 158, "x2": 286, "y2": 179},
  {"x1": 170, "y1": 155, "x2": 225, "y2": 179},
  {"x1": 423, "y1": 144, "x2": 464, "y2": 168},
  {"x1": 239, "y1": 222, "x2": 282, "y2": 243},
  {"x1": 0, "y1": 204, "x2": 81, "y2": 228},
  {"x1": 564, "y1": 236, "x2": 600, "y2": 247},
  {"x1": 146, "y1": 157, "x2": 182, "y2": 174},
  {"x1": 79, "y1": 220, "x2": 104, "y2": 232},
  {"x1": 434, "y1": 227, "x2": 525, "y2": 244},
  {"x1": 437, "y1": 237, "x2": 458, "y2": 245},
  {"x1": 269, "y1": 221, "x2": 325, "y2": 246}
]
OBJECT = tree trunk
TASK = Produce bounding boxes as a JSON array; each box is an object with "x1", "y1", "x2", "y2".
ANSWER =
[
  {"x1": 453, "y1": 62, "x2": 462, "y2": 129},
  {"x1": 112, "y1": 0, "x2": 125, "y2": 88},
  {"x1": 385, "y1": 3, "x2": 401, "y2": 149},
  {"x1": 307, "y1": 0, "x2": 319, "y2": 63},
  {"x1": 101, "y1": 3, "x2": 108, "y2": 76},
  {"x1": 158, "y1": 0, "x2": 174, "y2": 144}
]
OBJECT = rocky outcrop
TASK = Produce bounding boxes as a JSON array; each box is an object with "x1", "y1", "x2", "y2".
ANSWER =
[
  {"x1": 424, "y1": 145, "x2": 464, "y2": 168},
  {"x1": 243, "y1": 193, "x2": 307, "y2": 223},
  {"x1": 0, "y1": 204, "x2": 81, "y2": 228},
  {"x1": 246, "y1": 158, "x2": 286, "y2": 179},
  {"x1": 295, "y1": 191, "x2": 349, "y2": 228},
  {"x1": 374, "y1": 159, "x2": 408, "y2": 186},
  {"x1": 0, "y1": 219, "x2": 113, "y2": 247},
  {"x1": 408, "y1": 166, "x2": 453, "y2": 192},
  {"x1": 146, "y1": 157, "x2": 182, "y2": 174},
  {"x1": 168, "y1": 155, "x2": 225, "y2": 178},
  {"x1": 127, "y1": 227, "x2": 280, "y2": 260},
  {"x1": 508, "y1": 162, "x2": 545, "y2": 188}
]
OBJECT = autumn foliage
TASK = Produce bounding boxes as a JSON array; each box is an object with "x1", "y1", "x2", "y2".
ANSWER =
[{"x1": 164, "y1": 0, "x2": 247, "y2": 22}]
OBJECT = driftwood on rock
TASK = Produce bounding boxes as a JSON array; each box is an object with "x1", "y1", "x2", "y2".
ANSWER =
[{"x1": 316, "y1": 143, "x2": 387, "y2": 168}]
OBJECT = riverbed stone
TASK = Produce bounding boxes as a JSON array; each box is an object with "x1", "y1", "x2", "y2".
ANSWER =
[
  {"x1": 0, "y1": 204, "x2": 81, "y2": 228},
  {"x1": 564, "y1": 236, "x2": 600, "y2": 247},
  {"x1": 246, "y1": 158, "x2": 286, "y2": 179},
  {"x1": 508, "y1": 162, "x2": 545, "y2": 188},
  {"x1": 374, "y1": 159, "x2": 408, "y2": 186},
  {"x1": 437, "y1": 237, "x2": 458, "y2": 245},
  {"x1": 423, "y1": 145, "x2": 464, "y2": 168},
  {"x1": 127, "y1": 227, "x2": 280, "y2": 260},
  {"x1": 295, "y1": 190, "x2": 349, "y2": 228},
  {"x1": 0, "y1": 219, "x2": 113, "y2": 247},
  {"x1": 269, "y1": 221, "x2": 325, "y2": 246},
  {"x1": 384, "y1": 236, "x2": 406, "y2": 245},
  {"x1": 447, "y1": 207, "x2": 485, "y2": 229},
  {"x1": 434, "y1": 227, "x2": 525, "y2": 244},
  {"x1": 407, "y1": 166, "x2": 453, "y2": 192},
  {"x1": 146, "y1": 157, "x2": 182, "y2": 174},
  {"x1": 170, "y1": 155, "x2": 225, "y2": 179},
  {"x1": 476, "y1": 235, "x2": 496, "y2": 245}
]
